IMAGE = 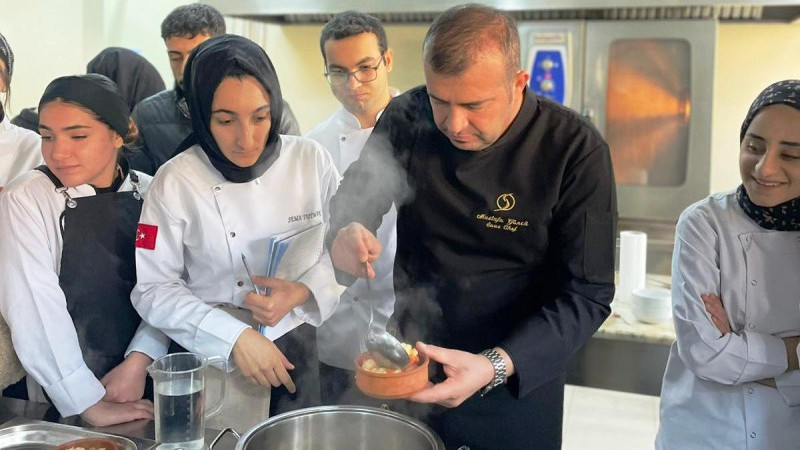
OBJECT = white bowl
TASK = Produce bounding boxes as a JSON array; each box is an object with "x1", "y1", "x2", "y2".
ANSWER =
[{"x1": 631, "y1": 288, "x2": 672, "y2": 323}]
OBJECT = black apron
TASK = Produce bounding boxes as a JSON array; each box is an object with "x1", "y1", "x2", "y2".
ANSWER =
[{"x1": 37, "y1": 166, "x2": 143, "y2": 379}]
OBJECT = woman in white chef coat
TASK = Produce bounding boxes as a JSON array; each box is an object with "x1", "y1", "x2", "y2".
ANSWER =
[
  {"x1": 656, "y1": 80, "x2": 800, "y2": 450},
  {"x1": 0, "y1": 74, "x2": 168, "y2": 426},
  {"x1": 0, "y1": 32, "x2": 41, "y2": 191},
  {"x1": 131, "y1": 34, "x2": 342, "y2": 432}
]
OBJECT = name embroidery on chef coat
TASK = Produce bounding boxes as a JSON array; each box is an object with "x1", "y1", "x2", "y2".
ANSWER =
[
  {"x1": 475, "y1": 192, "x2": 530, "y2": 233},
  {"x1": 287, "y1": 209, "x2": 322, "y2": 224}
]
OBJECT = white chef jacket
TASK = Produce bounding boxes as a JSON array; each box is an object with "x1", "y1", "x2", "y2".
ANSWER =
[
  {"x1": 131, "y1": 136, "x2": 343, "y2": 362},
  {"x1": 0, "y1": 169, "x2": 170, "y2": 417},
  {"x1": 0, "y1": 114, "x2": 42, "y2": 186},
  {"x1": 656, "y1": 191, "x2": 800, "y2": 450},
  {"x1": 307, "y1": 106, "x2": 399, "y2": 369}
]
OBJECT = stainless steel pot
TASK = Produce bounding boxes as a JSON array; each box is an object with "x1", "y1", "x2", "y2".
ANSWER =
[{"x1": 210, "y1": 405, "x2": 445, "y2": 450}]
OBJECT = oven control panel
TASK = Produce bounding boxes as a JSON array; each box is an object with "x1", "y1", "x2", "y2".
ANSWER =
[{"x1": 525, "y1": 31, "x2": 571, "y2": 106}]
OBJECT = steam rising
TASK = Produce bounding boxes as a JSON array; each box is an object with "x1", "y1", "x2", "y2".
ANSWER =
[{"x1": 324, "y1": 119, "x2": 456, "y2": 427}]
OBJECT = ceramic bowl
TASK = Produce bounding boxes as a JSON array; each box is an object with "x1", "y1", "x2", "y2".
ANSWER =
[
  {"x1": 354, "y1": 352, "x2": 429, "y2": 399},
  {"x1": 57, "y1": 438, "x2": 120, "y2": 450},
  {"x1": 631, "y1": 287, "x2": 673, "y2": 323}
]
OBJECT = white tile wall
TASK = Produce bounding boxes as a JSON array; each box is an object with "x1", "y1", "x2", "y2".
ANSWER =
[{"x1": 563, "y1": 385, "x2": 659, "y2": 450}]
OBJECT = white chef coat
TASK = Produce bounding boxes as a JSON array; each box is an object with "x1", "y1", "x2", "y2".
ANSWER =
[
  {"x1": 0, "y1": 114, "x2": 42, "y2": 186},
  {"x1": 307, "y1": 106, "x2": 399, "y2": 369},
  {"x1": 656, "y1": 191, "x2": 800, "y2": 450},
  {"x1": 131, "y1": 136, "x2": 343, "y2": 362},
  {"x1": 0, "y1": 169, "x2": 169, "y2": 417}
]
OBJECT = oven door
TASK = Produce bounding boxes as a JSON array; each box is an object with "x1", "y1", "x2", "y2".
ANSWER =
[{"x1": 583, "y1": 20, "x2": 716, "y2": 221}]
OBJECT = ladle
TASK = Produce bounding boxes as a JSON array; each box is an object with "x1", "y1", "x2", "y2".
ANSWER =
[{"x1": 364, "y1": 263, "x2": 410, "y2": 369}]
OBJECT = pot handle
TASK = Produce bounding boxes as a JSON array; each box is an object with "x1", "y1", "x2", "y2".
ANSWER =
[{"x1": 209, "y1": 427, "x2": 240, "y2": 449}]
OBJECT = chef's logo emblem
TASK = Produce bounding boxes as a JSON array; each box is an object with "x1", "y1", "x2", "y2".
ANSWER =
[{"x1": 494, "y1": 193, "x2": 516, "y2": 212}]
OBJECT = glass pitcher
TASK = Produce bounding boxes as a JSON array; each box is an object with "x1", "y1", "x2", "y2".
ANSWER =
[{"x1": 148, "y1": 352, "x2": 227, "y2": 450}]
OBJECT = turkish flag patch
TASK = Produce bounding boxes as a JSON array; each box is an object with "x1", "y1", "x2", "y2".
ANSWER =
[{"x1": 135, "y1": 223, "x2": 158, "y2": 250}]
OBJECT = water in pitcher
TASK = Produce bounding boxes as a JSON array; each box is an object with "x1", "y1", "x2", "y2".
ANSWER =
[{"x1": 155, "y1": 379, "x2": 205, "y2": 449}]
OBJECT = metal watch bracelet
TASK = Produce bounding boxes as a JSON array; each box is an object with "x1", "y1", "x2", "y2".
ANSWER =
[{"x1": 480, "y1": 348, "x2": 507, "y2": 396}]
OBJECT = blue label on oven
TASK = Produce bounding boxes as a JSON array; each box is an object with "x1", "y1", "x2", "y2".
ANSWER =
[{"x1": 529, "y1": 50, "x2": 565, "y2": 105}]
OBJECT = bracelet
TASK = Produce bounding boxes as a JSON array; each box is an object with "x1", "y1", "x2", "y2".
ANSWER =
[{"x1": 480, "y1": 348, "x2": 507, "y2": 396}]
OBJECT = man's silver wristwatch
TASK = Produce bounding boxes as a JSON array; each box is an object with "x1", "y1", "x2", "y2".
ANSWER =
[{"x1": 480, "y1": 348, "x2": 507, "y2": 396}]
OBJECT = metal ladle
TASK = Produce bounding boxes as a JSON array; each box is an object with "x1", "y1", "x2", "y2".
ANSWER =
[{"x1": 364, "y1": 263, "x2": 410, "y2": 369}]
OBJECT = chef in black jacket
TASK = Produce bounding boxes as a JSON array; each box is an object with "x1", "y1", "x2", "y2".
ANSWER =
[{"x1": 326, "y1": 5, "x2": 617, "y2": 449}]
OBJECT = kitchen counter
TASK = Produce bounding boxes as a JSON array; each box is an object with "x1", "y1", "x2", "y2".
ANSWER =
[
  {"x1": 596, "y1": 273, "x2": 676, "y2": 345},
  {"x1": 596, "y1": 306, "x2": 676, "y2": 346},
  {"x1": 0, "y1": 396, "x2": 240, "y2": 449}
]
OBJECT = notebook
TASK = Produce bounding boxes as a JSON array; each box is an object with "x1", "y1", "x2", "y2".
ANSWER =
[{"x1": 258, "y1": 222, "x2": 325, "y2": 338}]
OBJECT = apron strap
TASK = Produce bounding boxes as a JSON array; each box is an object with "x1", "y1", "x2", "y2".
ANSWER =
[{"x1": 34, "y1": 165, "x2": 64, "y2": 189}]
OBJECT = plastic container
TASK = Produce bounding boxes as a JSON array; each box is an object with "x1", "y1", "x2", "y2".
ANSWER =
[{"x1": 631, "y1": 287, "x2": 673, "y2": 323}]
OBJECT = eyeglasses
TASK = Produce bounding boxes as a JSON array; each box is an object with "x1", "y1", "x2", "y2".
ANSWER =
[{"x1": 325, "y1": 55, "x2": 385, "y2": 86}]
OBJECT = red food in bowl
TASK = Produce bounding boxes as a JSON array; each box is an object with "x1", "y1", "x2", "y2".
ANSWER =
[
  {"x1": 354, "y1": 351, "x2": 429, "y2": 399},
  {"x1": 56, "y1": 437, "x2": 120, "y2": 450}
]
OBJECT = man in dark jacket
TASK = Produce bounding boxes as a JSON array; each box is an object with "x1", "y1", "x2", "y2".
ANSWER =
[
  {"x1": 326, "y1": 5, "x2": 616, "y2": 449},
  {"x1": 130, "y1": 3, "x2": 300, "y2": 175}
]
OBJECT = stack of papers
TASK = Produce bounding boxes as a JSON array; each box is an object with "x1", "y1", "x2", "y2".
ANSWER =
[
  {"x1": 265, "y1": 223, "x2": 324, "y2": 280},
  {"x1": 258, "y1": 222, "x2": 325, "y2": 337}
]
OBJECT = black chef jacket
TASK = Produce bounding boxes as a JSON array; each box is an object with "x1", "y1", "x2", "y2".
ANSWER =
[{"x1": 327, "y1": 85, "x2": 617, "y2": 448}]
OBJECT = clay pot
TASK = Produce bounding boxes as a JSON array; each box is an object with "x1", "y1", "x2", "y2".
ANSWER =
[{"x1": 354, "y1": 352, "x2": 429, "y2": 399}]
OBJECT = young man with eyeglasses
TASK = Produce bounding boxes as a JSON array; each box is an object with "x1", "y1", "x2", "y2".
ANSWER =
[{"x1": 306, "y1": 11, "x2": 400, "y2": 406}]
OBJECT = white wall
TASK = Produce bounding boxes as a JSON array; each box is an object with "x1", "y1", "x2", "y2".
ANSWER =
[
  {"x1": 97, "y1": 0, "x2": 188, "y2": 87},
  {"x1": 0, "y1": 0, "x2": 186, "y2": 116},
  {"x1": 1, "y1": 0, "x2": 86, "y2": 116}
]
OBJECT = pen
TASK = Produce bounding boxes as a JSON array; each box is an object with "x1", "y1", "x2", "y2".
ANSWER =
[{"x1": 241, "y1": 254, "x2": 263, "y2": 296}]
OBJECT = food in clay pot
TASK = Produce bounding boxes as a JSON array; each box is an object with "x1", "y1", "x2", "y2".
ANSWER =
[
  {"x1": 355, "y1": 343, "x2": 429, "y2": 399},
  {"x1": 361, "y1": 343, "x2": 421, "y2": 373}
]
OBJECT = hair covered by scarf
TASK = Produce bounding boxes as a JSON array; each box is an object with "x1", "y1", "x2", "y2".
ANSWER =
[
  {"x1": 182, "y1": 34, "x2": 284, "y2": 183},
  {"x1": 87, "y1": 47, "x2": 166, "y2": 112},
  {"x1": 39, "y1": 74, "x2": 130, "y2": 138},
  {"x1": 740, "y1": 79, "x2": 800, "y2": 143}
]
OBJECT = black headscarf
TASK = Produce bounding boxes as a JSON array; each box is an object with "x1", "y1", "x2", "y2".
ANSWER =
[
  {"x1": 740, "y1": 79, "x2": 800, "y2": 143},
  {"x1": 736, "y1": 79, "x2": 800, "y2": 231},
  {"x1": 39, "y1": 74, "x2": 130, "y2": 138},
  {"x1": 87, "y1": 47, "x2": 166, "y2": 112},
  {"x1": 182, "y1": 34, "x2": 284, "y2": 183}
]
